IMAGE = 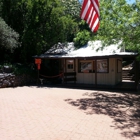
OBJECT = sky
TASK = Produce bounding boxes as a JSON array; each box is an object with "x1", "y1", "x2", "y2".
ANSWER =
[
  {"x1": 79, "y1": 0, "x2": 136, "y2": 4},
  {"x1": 127, "y1": 0, "x2": 135, "y2": 4}
]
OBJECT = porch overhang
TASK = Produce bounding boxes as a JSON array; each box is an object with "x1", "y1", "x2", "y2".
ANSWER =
[{"x1": 33, "y1": 52, "x2": 138, "y2": 60}]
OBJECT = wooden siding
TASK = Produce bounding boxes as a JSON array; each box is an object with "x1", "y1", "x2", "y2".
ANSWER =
[
  {"x1": 97, "y1": 58, "x2": 115, "y2": 85},
  {"x1": 76, "y1": 73, "x2": 95, "y2": 84},
  {"x1": 75, "y1": 59, "x2": 95, "y2": 84},
  {"x1": 115, "y1": 58, "x2": 122, "y2": 84},
  {"x1": 63, "y1": 58, "x2": 122, "y2": 85}
]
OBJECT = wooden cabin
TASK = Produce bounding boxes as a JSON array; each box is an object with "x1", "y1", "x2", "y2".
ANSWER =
[{"x1": 34, "y1": 41, "x2": 138, "y2": 86}]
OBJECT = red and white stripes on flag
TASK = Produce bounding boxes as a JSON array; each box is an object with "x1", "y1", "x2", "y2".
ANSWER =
[{"x1": 80, "y1": 0, "x2": 100, "y2": 32}]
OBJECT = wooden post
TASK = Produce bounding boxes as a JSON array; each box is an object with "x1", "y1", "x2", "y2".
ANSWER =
[
  {"x1": 65, "y1": 59, "x2": 67, "y2": 84},
  {"x1": 37, "y1": 69, "x2": 39, "y2": 85},
  {"x1": 95, "y1": 59, "x2": 97, "y2": 87},
  {"x1": 35, "y1": 58, "x2": 42, "y2": 85},
  {"x1": 74, "y1": 59, "x2": 76, "y2": 84},
  {"x1": 135, "y1": 59, "x2": 139, "y2": 90}
]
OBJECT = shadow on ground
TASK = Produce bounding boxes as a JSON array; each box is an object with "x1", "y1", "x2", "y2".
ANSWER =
[{"x1": 65, "y1": 91, "x2": 140, "y2": 140}]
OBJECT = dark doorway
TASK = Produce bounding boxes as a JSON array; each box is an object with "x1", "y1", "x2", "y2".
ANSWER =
[{"x1": 40, "y1": 59, "x2": 61, "y2": 84}]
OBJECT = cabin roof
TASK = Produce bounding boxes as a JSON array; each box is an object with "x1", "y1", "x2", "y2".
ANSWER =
[
  {"x1": 34, "y1": 41, "x2": 137, "y2": 59},
  {"x1": 44, "y1": 42, "x2": 75, "y2": 55}
]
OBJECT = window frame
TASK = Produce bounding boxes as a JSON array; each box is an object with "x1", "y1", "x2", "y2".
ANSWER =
[
  {"x1": 66, "y1": 59, "x2": 74, "y2": 71},
  {"x1": 78, "y1": 60, "x2": 95, "y2": 73},
  {"x1": 97, "y1": 59, "x2": 109, "y2": 73}
]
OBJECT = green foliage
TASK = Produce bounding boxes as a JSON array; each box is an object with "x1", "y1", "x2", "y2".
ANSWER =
[
  {"x1": 74, "y1": 29, "x2": 91, "y2": 48},
  {"x1": 12, "y1": 64, "x2": 36, "y2": 76},
  {"x1": 0, "y1": 17, "x2": 19, "y2": 63},
  {"x1": 0, "y1": 63, "x2": 36, "y2": 76},
  {"x1": 61, "y1": 0, "x2": 81, "y2": 18},
  {"x1": 0, "y1": 17, "x2": 19, "y2": 50},
  {"x1": 0, "y1": 0, "x2": 79, "y2": 63},
  {"x1": 1, "y1": 0, "x2": 140, "y2": 63},
  {"x1": 95, "y1": 0, "x2": 140, "y2": 59}
]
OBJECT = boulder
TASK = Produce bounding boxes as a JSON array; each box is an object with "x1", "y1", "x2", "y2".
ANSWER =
[{"x1": 3, "y1": 66, "x2": 13, "y2": 73}]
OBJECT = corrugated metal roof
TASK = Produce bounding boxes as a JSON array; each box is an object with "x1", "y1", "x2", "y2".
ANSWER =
[
  {"x1": 35, "y1": 41, "x2": 137, "y2": 58},
  {"x1": 44, "y1": 42, "x2": 75, "y2": 55}
]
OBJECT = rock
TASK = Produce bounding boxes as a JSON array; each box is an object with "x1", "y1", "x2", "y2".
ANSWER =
[
  {"x1": 3, "y1": 80, "x2": 9, "y2": 87},
  {"x1": 3, "y1": 66, "x2": 13, "y2": 73},
  {"x1": 0, "y1": 73, "x2": 36, "y2": 88},
  {"x1": 8, "y1": 82, "x2": 12, "y2": 87}
]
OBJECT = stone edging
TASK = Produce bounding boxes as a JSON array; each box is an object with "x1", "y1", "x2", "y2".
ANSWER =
[{"x1": 0, "y1": 73, "x2": 35, "y2": 88}]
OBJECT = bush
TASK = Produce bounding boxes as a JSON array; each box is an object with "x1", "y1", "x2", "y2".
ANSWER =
[{"x1": 0, "y1": 63, "x2": 36, "y2": 77}]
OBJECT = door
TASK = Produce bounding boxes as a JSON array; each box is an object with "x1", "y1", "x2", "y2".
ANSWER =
[{"x1": 66, "y1": 59, "x2": 75, "y2": 72}]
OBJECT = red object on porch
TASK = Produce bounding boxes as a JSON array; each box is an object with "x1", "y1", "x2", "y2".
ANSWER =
[
  {"x1": 37, "y1": 64, "x2": 40, "y2": 70},
  {"x1": 35, "y1": 59, "x2": 41, "y2": 70},
  {"x1": 35, "y1": 59, "x2": 41, "y2": 64}
]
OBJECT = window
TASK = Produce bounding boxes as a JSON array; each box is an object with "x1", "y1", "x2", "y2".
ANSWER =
[
  {"x1": 66, "y1": 60, "x2": 74, "y2": 70},
  {"x1": 79, "y1": 60, "x2": 95, "y2": 73},
  {"x1": 68, "y1": 64, "x2": 73, "y2": 69},
  {"x1": 97, "y1": 59, "x2": 108, "y2": 73}
]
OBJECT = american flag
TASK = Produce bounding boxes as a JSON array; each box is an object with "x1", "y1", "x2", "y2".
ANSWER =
[{"x1": 80, "y1": 0, "x2": 100, "y2": 32}]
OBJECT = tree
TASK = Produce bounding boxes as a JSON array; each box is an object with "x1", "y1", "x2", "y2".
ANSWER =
[
  {"x1": 0, "y1": 17, "x2": 19, "y2": 50},
  {"x1": 95, "y1": 0, "x2": 140, "y2": 58},
  {"x1": 60, "y1": 0, "x2": 81, "y2": 41},
  {"x1": 62, "y1": 0, "x2": 93, "y2": 47},
  {"x1": 20, "y1": 0, "x2": 79, "y2": 62},
  {"x1": 61, "y1": 0, "x2": 81, "y2": 18},
  {"x1": 0, "y1": 0, "x2": 79, "y2": 63},
  {"x1": 0, "y1": 17, "x2": 19, "y2": 62}
]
